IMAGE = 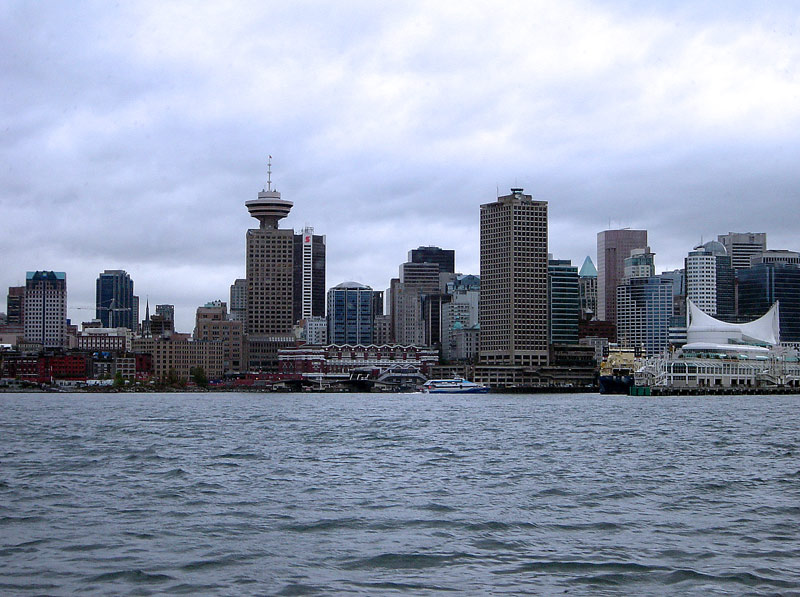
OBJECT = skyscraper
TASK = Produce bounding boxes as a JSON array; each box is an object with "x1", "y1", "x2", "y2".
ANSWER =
[
  {"x1": 597, "y1": 229, "x2": 648, "y2": 326},
  {"x1": 24, "y1": 271, "x2": 67, "y2": 348},
  {"x1": 292, "y1": 227, "x2": 326, "y2": 324},
  {"x1": 229, "y1": 278, "x2": 247, "y2": 322},
  {"x1": 685, "y1": 241, "x2": 734, "y2": 318},
  {"x1": 390, "y1": 261, "x2": 440, "y2": 345},
  {"x1": 96, "y1": 270, "x2": 136, "y2": 329},
  {"x1": 244, "y1": 166, "x2": 295, "y2": 371},
  {"x1": 549, "y1": 258, "x2": 580, "y2": 345},
  {"x1": 326, "y1": 281, "x2": 376, "y2": 345},
  {"x1": 409, "y1": 246, "x2": 455, "y2": 274},
  {"x1": 718, "y1": 232, "x2": 767, "y2": 271},
  {"x1": 738, "y1": 262, "x2": 800, "y2": 343},
  {"x1": 578, "y1": 256, "x2": 597, "y2": 319},
  {"x1": 479, "y1": 188, "x2": 549, "y2": 367},
  {"x1": 616, "y1": 276, "x2": 673, "y2": 356}
]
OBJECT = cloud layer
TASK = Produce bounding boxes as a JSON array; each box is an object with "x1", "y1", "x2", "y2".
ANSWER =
[{"x1": 2, "y1": 1, "x2": 799, "y2": 331}]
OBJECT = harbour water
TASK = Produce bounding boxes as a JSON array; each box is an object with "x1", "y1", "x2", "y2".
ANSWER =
[{"x1": 1, "y1": 392, "x2": 799, "y2": 595}]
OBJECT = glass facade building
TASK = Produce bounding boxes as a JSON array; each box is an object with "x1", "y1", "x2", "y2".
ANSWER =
[
  {"x1": 616, "y1": 276, "x2": 674, "y2": 356},
  {"x1": 549, "y1": 259, "x2": 579, "y2": 344},
  {"x1": 96, "y1": 270, "x2": 136, "y2": 329},
  {"x1": 738, "y1": 263, "x2": 800, "y2": 343},
  {"x1": 327, "y1": 282, "x2": 375, "y2": 345}
]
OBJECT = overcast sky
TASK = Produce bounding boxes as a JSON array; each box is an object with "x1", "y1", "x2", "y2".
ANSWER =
[{"x1": 2, "y1": 1, "x2": 799, "y2": 332}]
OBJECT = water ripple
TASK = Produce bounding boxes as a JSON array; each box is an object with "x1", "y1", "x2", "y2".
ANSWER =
[{"x1": 1, "y1": 391, "x2": 799, "y2": 595}]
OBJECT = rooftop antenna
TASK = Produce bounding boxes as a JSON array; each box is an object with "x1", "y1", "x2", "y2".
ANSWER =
[{"x1": 266, "y1": 155, "x2": 273, "y2": 192}]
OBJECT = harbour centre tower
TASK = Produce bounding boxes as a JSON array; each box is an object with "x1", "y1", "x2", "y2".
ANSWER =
[{"x1": 244, "y1": 170, "x2": 296, "y2": 371}]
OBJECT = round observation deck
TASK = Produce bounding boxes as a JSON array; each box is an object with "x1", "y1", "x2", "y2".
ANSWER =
[{"x1": 246, "y1": 190, "x2": 293, "y2": 228}]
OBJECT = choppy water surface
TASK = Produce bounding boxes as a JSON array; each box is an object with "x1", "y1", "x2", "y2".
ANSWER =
[{"x1": 1, "y1": 392, "x2": 799, "y2": 595}]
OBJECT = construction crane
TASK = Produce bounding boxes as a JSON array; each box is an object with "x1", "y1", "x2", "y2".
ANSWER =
[{"x1": 72, "y1": 299, "x2": 130, "y2": 328}]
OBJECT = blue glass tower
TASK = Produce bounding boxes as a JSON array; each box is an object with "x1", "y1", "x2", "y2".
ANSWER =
[
  {"x1": 96, "y1": 270, "x2": 135, "y2": 329},
  {"x1": 327, "y1": 282, "x2": 376, "y2": 345}
]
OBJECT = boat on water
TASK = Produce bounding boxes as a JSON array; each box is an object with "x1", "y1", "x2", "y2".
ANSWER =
[
  {"x1": 421, "y1": 378, "x2": 489, "y2": 394},
  {"x1": 598, "y1": 348, "x2": 637, "y2": 395}
]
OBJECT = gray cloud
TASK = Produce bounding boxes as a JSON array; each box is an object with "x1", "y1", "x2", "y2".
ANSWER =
[{"x1": 2, "y1": 1, "x2": 799, "y2": 331}]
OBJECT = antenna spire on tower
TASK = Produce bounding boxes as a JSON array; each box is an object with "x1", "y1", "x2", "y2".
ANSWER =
[{"x1": 267, "y1": 155, "x2": 273, "y2": 191}]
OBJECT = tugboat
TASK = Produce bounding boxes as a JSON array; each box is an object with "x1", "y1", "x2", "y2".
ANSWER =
[{"x1": 598, "y1": 348, "x2": 636, "y2": 394}]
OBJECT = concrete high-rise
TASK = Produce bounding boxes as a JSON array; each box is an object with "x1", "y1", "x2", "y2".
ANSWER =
[
  {"x1": 479, "y1": 188, "x2": 549, "y2": 367},
  {"x1": 155, "y1": 304, "x2": 174, "y2": 323},
  {"x1": 685, "y1": 241, "x2": 734, "y2": 318},
  {"x1": 6, "y1": 286, "x2": 24, "y2": 325},
  {"x1": 244, "y1": 166, "x2": 296, "y2": 371},
  {"x1": 597, "y1": 229, "x2": 648, "y2": 325},
  {"x1": 229, "y1": 279, "x2": 247, "y2": 322},
  {"x1": 96, "y1": 270, "x2": 136, "y2": 329},
  {"x1": 718, "y1": 232, "x2": 767, "y2": 271},
  {"x1": 24, "y1": 271, "x2": 67, "y2": 348},
  {"x1": 194, "y1": 300, "x2": 243, "y2": 374},
  {"x1": 390, "y1": 261, "x2": 440, "y2": 345}
]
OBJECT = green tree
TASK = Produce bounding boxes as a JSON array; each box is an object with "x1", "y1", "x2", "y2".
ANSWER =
[
  {"x1": 113, "y1": 371, "x2": 124, "y2": 389},
  {"x1": 190, "y1": 366, "x2": 208, "y2": 388}
]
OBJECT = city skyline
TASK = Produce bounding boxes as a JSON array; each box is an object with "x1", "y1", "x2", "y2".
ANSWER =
[{"x1": 2, "y1": 2, "x2": 800, "y2": 333}]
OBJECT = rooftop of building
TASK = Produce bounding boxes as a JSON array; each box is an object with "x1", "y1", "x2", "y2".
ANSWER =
[
  {"x1": 26, "y1": 271, "x2": 66, "y2": 280},
  {"x1": 579, "y1": 256, "x2": 597, "y2": 278},
  {"x1": 333, "y1": 281, "x2": 372, "y2": 290}
]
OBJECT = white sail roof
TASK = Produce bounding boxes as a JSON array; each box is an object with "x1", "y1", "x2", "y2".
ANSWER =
[{"x1": 686, "y1": 300, "x2": 779, "y2": 346}]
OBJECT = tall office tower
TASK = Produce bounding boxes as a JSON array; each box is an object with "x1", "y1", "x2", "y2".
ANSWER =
[
  {"x1": 6, "y1": 286, "x2": 25, "y2": 325},
  {"x1": 24, "y1": 271, "x2": 67, "y2": 348},
  {"x1": 326, "y1": 282, "x2": 375, "y2": 344},
  {"x1": 293, "y1": 227, "x2": 326, "y2": 324},
  {"x1": 245, "y1": 166, "x2": 295, "y2": 371},
  {"x1": 578, "y1": 256, "x2": 597, "y2": 319},
  {"x1": 549, "y1": 259, "x2": 580, "y2": 345},
  {"x1": 441, "y1": 274, "x2": 480, "y2": 362},
  {"x1": 597, "y1": 229, "x2": 648, "y2": 325},
  {"x1": 96, "y1": 270, "x2": 136, "y2": 329},
  {"x1": 738, "y1": 262, "x2": 800, "y2": 343},
  {"x1": 685, "y1": 241, "x2": 734, "y2": 318},
  {"x1": 479, "y1": 188, "x2": 549, "y2": 367},
  {"x1": 409, "y1": 246, "x2": 455, "y2": 274},
  {"x1": 616, "y1": 248, "x2": 672, "y2": 355},
  {"x1": 623, "y1": 247, "x2": 655, "y2": 280},
  {"x1": 718, "y1": 232, "x2": 767, "y2": 271},
  {"x1": 391, "y1": 261, "x2": 441, "y2": 345},
  {"x1": 615, "y1": 275, "x2": 673, "y2": 356},
  {"x1": 229, "y1": 279, "x2": 247, "y2": 322},
  {"x1": 194, "y1": 300, "x2": 243, "y2": 374}
]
